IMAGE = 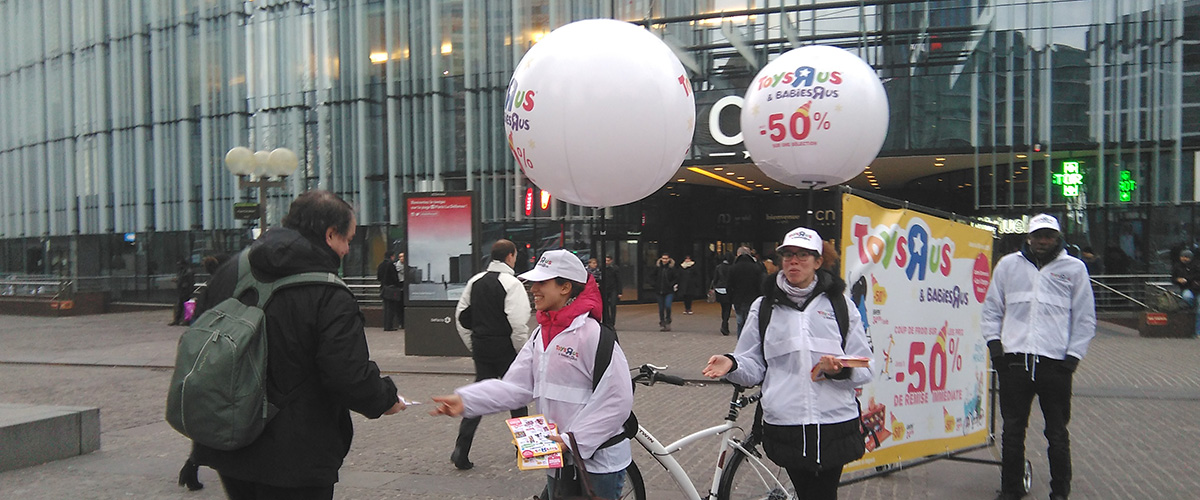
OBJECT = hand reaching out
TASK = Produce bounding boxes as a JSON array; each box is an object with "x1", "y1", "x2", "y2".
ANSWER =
[
  {"x1": 429, "y1": 394, "x2": 464, "y2": 417},
  {"x1": 702, "y1": 355, "x2": 733, "y2": 379}
]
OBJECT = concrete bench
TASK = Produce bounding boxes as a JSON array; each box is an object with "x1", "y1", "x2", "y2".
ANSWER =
[{"x1": 0, "y1": 404, "x2": 100, "y2": 472}]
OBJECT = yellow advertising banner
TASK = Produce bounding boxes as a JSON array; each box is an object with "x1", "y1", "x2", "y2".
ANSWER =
[{"x1": 840, "y1": 194, "x2": 995, "y2": 473}]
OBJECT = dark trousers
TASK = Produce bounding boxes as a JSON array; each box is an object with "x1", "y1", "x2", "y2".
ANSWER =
[
  {"x1": 998, "y1": 355, "x2": 1074, "y2": 497},
  {"x1": 682, "y1": 296, "x2": 694, "y2": 312},
  {"x1": 454, "y1": 353, "x2": 529, "y2": 459},
  {"x1": 381, "y1": 298, "x2": 403, "y2": 330},
  {"x1": 602, "y1": 293, "x2": 618, "y2": 328},
  {"x1": 734, "y1": 302, "x2": 752, "y2": 336},
  {"x1": 219, "y1": 474, "x2": 334, "y2": 500},
  {"x1": 657, "y1": 292, "x2": 674, "y2": 325},
  {"x1": 716, "y1": 295, "x2": 732, "y2": 333},
  {"x1": 171, "y1": 291, "x2": 189, "y2": 324},
  {"x1": 783, "y1": 464, "x2": 843, "y2": 500}
]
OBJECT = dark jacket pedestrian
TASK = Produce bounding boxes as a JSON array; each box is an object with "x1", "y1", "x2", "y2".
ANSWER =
[
  {"x1": 678, "y1": 256, "x2": 701, "y2": 314},
  {"x1": 1170, "y1": 250, "x2": 1199, "y2": 295},
  {"x1": 377, "y1": 251, "x2": 403, "y2": 331},
  {"x1": 170, "y1": 260, "x2": 195, "y2": 326},
  {"x1": 191, "y1": 190, "x2": 403, "y2": 498},
  {"x1": 727, "y1": 247, "x2": 767, "y2": 336},
  {"x1": 600, "y1": 256, "x2": 622, "y2": 328},
  {"x1": 449, "y1": 240, "x2": 532, "y2": 470},
  {"x1": 711, "y1": 255, "x2": 733, "y2": 335},
  {"x1": 650, "y1": 254, "x2": 679, "y2": 330}
]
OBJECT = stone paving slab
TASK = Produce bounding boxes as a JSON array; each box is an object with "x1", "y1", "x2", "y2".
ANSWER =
[{"x1": 3, "y1": 304, "x2": 1200, "y2": 498}]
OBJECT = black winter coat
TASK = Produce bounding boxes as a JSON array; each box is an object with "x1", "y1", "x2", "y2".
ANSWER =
[
  {"x1": 727, "y1": 254, "x2": 767, "y2": 306},
  {"x1": 192, "y1": 227, "x2": 399, "y2": 487},
  {"x1": 651, "y1": 260, "x2": 680, "y2": 295}
]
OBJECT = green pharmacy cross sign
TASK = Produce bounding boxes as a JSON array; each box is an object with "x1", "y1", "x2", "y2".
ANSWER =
[
  {"x1": 1052, "y1": 160, "x2": 1084, "y2": 197},
  {"x1": 1118, "y1": 170, "x2": 1137, "y2": 202}
]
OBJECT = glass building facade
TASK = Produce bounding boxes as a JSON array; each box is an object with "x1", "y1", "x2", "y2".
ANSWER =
[{"x1": 1, "y1": 0, "x2": 1197, "y2": 292}]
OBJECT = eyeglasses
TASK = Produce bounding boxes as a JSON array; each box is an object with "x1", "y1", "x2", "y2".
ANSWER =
[{"x1": 779, "y1": 249, "x2": 818, "y2": 261}]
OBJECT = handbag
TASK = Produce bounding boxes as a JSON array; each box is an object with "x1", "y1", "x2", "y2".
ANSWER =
[
  {"x1": 706, "y1": 288, "x2": 716, "y2": 303},
  {"x1": 554, "y1": 432, "x2": 603, "y2": 500},
  {"x1": 182, "y1": 298, "x2": 197, "y2": 324}
]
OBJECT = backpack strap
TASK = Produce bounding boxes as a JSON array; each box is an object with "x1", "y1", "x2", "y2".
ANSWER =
[
  {"x1": 231, "y1": 249, "x2": 347, "y2": 310},
  {"x1": 593, "y1": 324, "x2": 636, "y2": 451}
]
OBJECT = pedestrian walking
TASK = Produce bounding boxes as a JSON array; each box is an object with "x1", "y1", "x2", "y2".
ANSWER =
[
  {"x1": 677, "y1": 255, "x2": 701, "y2": 314},
  {"x1": 394, "y1": 252, "x2": 411, "y2": 329},
  {"x1": 450, "y1": 239, "x2": 532, "y2": 470},
  {"x1": 727, "y1": 246, "x2": 767, "y2": 336},
  {"x1": 650, "y1": 253, "x2": 679, "y2": 331},
  {"x1": 702, "y1": 227, "x2": 872, "y2": 500},
  {"x1": 982, "y1": 214, "x2": 1096, "y2": 500},
  {"x1": 376, "y1": 251, "x2": 403, "y2": 331},
  {"x1": 711, "y1": 254, "x2": 733, "y2": 335},
  {"x1": 600, "y1": 256, "x2": 622, "y2": 329},
  {"x1": 176, "y1": 253, "x2": 229, "y2": 492},
  {"x1": 189, "y1": 190, "x2": 405, "y2": 500},
  {"x1": 169, "y1": 259, "x2": 195, "y2": 326},
  {"x1": 431, "y1": 249, "x2": 633, "y2": 500}
]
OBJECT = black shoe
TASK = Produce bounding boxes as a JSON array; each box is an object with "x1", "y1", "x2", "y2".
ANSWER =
[
  {"x1": 450, "y1": 448, "x2": 474, "y2": 470},
  {"x1": 720, "y1": 326, "x2": 730, "y2": 336},
  {"x1": 178, "y1": 459, "x2": 203, "y2": 491},
  {"x1": 664, "y1": 324, "x2": 672, "y2": 332}
]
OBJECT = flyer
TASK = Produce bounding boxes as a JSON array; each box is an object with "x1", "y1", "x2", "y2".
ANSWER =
[{"x1": 505, "y1": 415, "x2": 563, "y2": 459}]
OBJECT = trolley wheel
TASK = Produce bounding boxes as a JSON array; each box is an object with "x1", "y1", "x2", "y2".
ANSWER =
[{"x1": 1022, "y1": 459, "x2": 1033, "y2": 494}]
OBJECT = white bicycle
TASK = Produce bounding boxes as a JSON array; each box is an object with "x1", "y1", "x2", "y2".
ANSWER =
[{"x1": 617, "y1": 364, "x2": 794, "y2": 500}]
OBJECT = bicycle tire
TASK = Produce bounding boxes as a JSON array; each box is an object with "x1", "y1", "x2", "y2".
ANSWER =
[
  {"x1": 716, "y1": 442, "x2": 795, "y2": 500},
  {"x1": 620, "y1": 459, "x2": 646, "y2": 500}
]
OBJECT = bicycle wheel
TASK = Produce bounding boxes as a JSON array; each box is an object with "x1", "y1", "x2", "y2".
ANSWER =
[
  {"x1": 620, "y1": 459, "x2": 646, "y2": 500},
  {"x1": 716, "y1": 443, "x2": 794, "y2": 500}
]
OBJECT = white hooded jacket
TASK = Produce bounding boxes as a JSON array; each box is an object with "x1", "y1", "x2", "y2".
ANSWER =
[
  {"x1": 455, "y1": 313, "x2": 633, "y2": 474},
  {"x1": 981, "y1": 247, "x2": 1096, "y2": 361},
  {"x1": 725, "y1": 289, "x2": 873, "y2": 426}
]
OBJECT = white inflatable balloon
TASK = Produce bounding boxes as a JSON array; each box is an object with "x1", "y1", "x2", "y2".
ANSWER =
[
  {"x1": 740, "y1": 45, "x2": 888, "y2": 187},
  {"x1": 505, "y1": 19, "x2": 695, "y2": 207}
]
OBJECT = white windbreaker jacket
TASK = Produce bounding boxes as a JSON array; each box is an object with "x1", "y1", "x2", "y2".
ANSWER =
[
  {"x1": 455, "y1": 313, "x2": 633, "y2": 474},
  {"x1": 725, "y1": 292, "x2": 873, "y2": 426},
  {"x1": 981, "y1": 248, "x2": 1096, "y2": 360}
]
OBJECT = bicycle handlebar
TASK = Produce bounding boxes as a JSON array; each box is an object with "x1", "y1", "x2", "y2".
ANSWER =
[
  {"x1": 654, "y1": 373, "x2": 687, "y2": 386},
  {"x1": 633, "y1": 363, "x2": 687, "y2": 386}
]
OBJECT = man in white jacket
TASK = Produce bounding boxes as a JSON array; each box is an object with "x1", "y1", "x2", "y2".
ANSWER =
[
  {"x1": 982, "y1": 214, "x2": 1096, "y2": 500},
  {"x1": 449, "y1": 239, "x2": 531, "y2": 470}
]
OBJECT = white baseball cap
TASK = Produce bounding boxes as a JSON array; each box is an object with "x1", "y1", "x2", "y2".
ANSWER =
[
  {"x1": 776, "y1": 226, "x2": 823, "y2": 255},
  {"x1": 1027, "y1": 214, "x2": 1061, "y2": 234},
  {"x1": 517, "y1": 249, "x2": 588, "y2": 283}
]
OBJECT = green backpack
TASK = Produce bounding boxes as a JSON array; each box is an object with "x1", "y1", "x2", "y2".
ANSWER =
[{"x1": 165, "y1": 249, "x2": 346, "y2": 451}]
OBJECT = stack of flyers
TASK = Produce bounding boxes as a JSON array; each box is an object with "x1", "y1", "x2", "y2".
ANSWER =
[{"x1": 506, "y1": 415, "x2": 564, "y2": 470}]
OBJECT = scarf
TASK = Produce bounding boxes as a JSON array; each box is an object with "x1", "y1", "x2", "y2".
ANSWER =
[
  {"x1": 777, "y1": 271, "x2": 818, "y2": 308},
  {"x1": 537, "y1": 274, "x2": 603, "y2": 349}
]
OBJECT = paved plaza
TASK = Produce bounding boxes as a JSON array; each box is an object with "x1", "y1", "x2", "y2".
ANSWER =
[{"x1": 2, "y1": 302, "x2": 1199, "y2": 499}]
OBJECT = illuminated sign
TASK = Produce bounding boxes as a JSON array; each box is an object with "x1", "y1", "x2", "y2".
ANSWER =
[
  {"x1": 1117, "y1": 170, "x2": 1137, "y2": 202},
  {"x1": 1051, "y1": 160, "x2": 1084, "y2": 197},
  {"x1": 539, "y1": 190, "x2": 551, "y2": 210},
  {"x1": 524, "y1": 188, "x2": 533, "y2": 216}
]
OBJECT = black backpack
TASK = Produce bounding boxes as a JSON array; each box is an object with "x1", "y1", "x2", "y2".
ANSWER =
[{"x1": 593, "y1": 325, "x2": 638, "y2": 450}]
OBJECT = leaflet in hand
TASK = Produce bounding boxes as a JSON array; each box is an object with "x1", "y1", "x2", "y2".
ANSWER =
[
  {"x1": 836, "y1": 355, "x2": 871, "y2": 368},
  {"x1": 506, "y1": 414, "x2": 563, "y2": 459}
]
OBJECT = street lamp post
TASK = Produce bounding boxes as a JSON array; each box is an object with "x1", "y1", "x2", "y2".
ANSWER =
[{"x1": 224, "y1": 146, "x2": 299, "y2": 233}]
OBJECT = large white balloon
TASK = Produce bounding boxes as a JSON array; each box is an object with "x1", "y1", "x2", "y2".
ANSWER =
[
  {"x1": 740, "y1": 46, "x2": 888, "y2": 188},
  {"x1": 505, "y1": 19, "x2": 695, "y2": 208}
]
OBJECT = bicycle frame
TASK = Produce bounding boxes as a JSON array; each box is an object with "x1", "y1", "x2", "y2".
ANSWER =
[{"x1": 632, "y1": 402, "x2": 792, "y2": 499}]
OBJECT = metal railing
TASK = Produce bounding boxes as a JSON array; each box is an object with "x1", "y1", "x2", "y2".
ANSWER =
[
  {"x1": 1089, "y1": 274, "x2": 1171, "y2": 311},
  {"x1": 0, "y1": 275, "x2": 73, "y2": 301}
]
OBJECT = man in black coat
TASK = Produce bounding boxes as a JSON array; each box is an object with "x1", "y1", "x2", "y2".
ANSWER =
[
  {"x1": 376, "y1": 251, "x2": 403, "y2": 331},
  {"x1": 600, "y1": 256, "x2": 622, "y2": 328},
  {"x1": 650, "y1": 253, "x2": 679, "y2": 331},
  {"x1": 726, "y1": 246, "x2": 767, "y2": 337},
  {"x1": 192, "y1": 190, "x2": 403, "y2": 499}
]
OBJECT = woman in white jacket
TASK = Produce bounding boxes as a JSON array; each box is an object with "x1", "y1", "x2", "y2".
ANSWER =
[
  {"x1": 432, "y1": 249, "x2": 633, "y2": 500},
  {"x1": 703, "y1": 227, "x2": 872, "y2": 500}
]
